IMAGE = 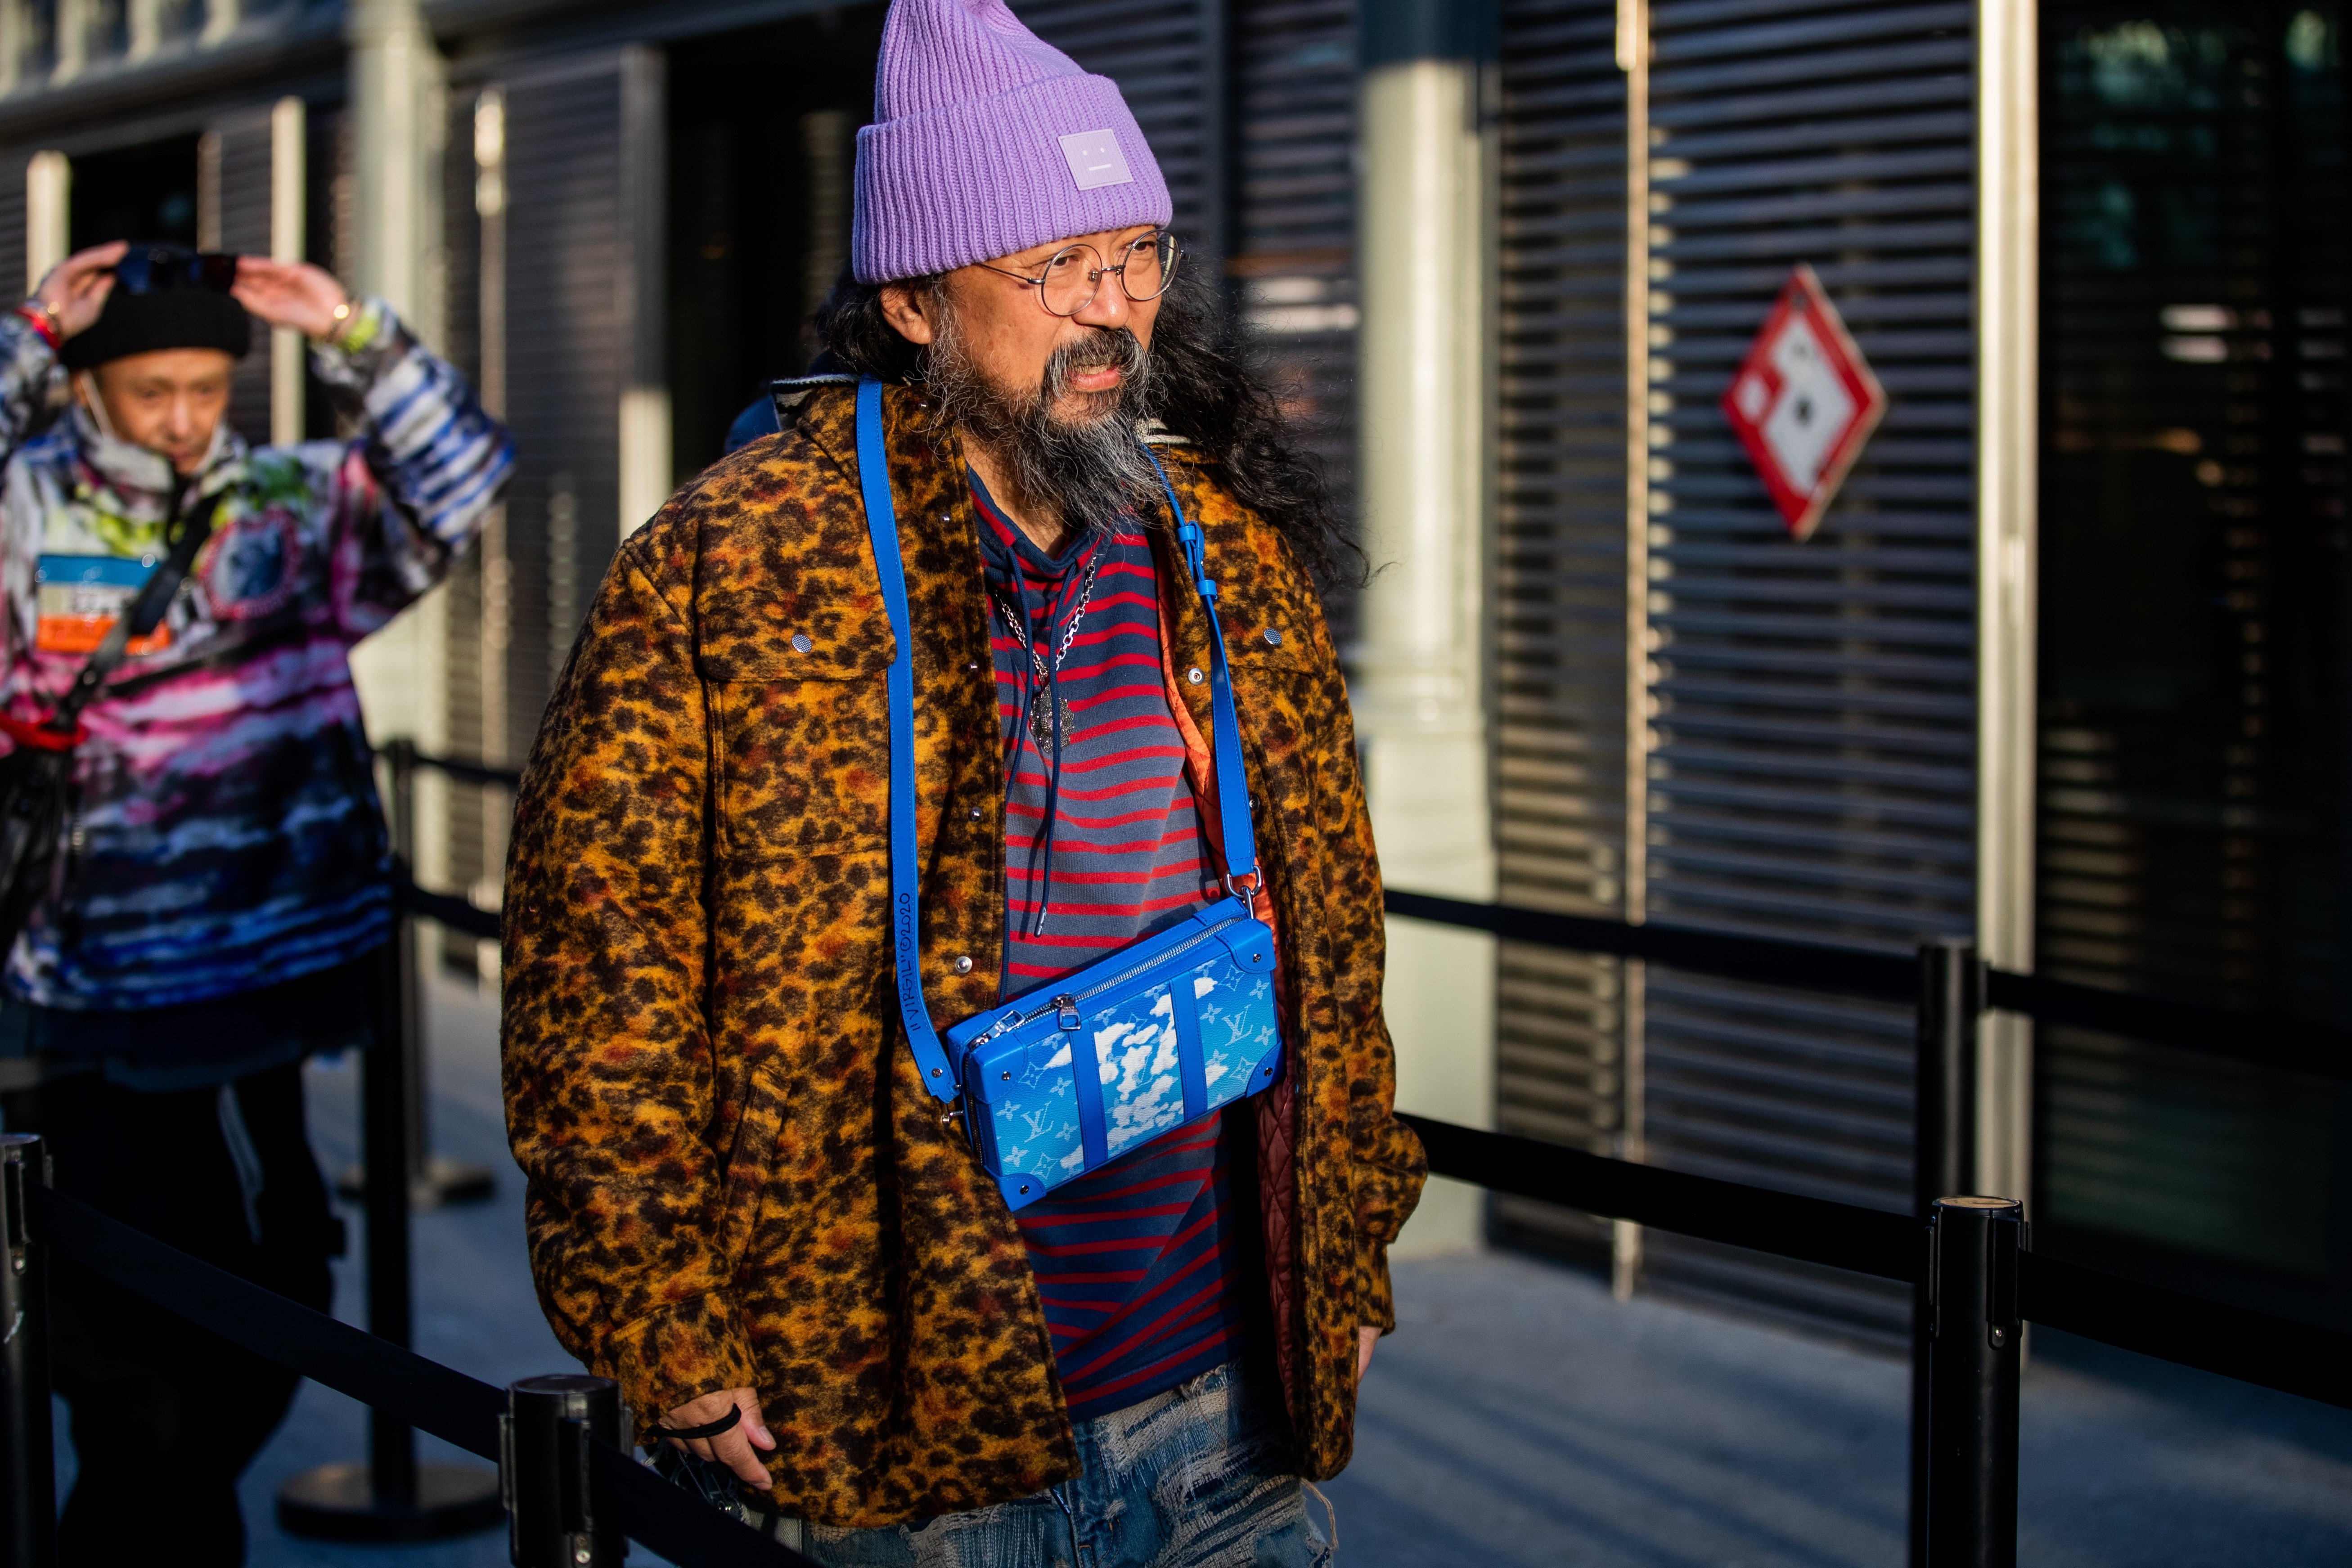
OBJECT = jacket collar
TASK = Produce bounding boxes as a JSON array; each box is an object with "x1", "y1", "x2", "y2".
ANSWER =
[{"x1": 65, "y1": 403, "x2": 245, "y2": 517}]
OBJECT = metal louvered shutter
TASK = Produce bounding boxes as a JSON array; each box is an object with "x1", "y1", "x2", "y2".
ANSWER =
[
  {"x1": 1232, "y1": 0, "x2": 1358, "y2": 530},
  {"x1": 1637, "y1": 0, "x2": 1976, "y2": 1341},
  {"x1": 0, "y1": 152, "x2": 28, "y2": 296},
  {"x1": 210, "y1": 107, "x2": 275, "y2": 449},
  {"x1": 1491, "y1": 0, "x2": 1634, "y2": 1266},
  {"x1": 1016, "y1": 0, "x2": 1361, "y2": 569},
  {"x1": 499, "y1": 58, "x2": 627, "y2": 764},
  {"x1": 1494, "y1": 0, "x2": 1979, "y2": 1341},
  {"x1": 1013, "y1": 0, "x2": 1223, "y2": 256}
]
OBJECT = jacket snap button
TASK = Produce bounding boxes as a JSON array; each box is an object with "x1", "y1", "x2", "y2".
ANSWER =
[
  {"x1": 968, "y1": 806, "x2": 983, "y2": 820},
  {"x1": 1264, "y1": 628, "x2": 1283, "y2": 647},
  {"x1": 1186, "y1": 668, "x2": 1205, "y2": 684},
  {"x1": 791, "y1": 633, "x2": 813, "y2": 653},
  {"x1": 953, "y1": 955, "x2": 974, "y2": 974}
]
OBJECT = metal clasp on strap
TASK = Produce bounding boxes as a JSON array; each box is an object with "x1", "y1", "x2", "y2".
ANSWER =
[{"x1": 1223, "y1": 869, "x2": 1263, "y2": 900}]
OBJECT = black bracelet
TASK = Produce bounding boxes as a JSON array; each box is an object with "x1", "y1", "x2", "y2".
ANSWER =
[{"x1": 649, "y1": 1404, "x2": 743, "y2": 1443}]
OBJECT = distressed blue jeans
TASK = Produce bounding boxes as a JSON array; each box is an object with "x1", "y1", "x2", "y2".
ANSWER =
[{"x1": 791, "y1": 1360, "x2": 1332, "y2": 1568}]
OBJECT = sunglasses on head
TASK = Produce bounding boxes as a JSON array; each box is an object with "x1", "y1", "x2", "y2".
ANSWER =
[{"x1": 112, "y1": 247, "x2": 238, "y2": 295}]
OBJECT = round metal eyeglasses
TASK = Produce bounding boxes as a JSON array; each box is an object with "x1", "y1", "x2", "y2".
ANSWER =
[{"x1": 976, "y1": 231, "x2": 1181, "y2": 317}]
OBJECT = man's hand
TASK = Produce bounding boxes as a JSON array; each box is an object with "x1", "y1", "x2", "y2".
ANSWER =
[
  {"x1": 1358, "y1": 1325, "x2": 1378, "y2": 1382},
  {"x1": 31, "y1": 242, "x2": 126, "y2": 340},
  {"x1": 229, "y1": 257, "x2": 352, "y2": 341},
  {"x1": 655, "y1": 1387, "x2": 776, "y2": 1488}
]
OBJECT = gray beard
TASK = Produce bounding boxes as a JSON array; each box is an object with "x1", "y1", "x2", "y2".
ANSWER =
[{"x1": 926, "y1": 313, "x2": 1160, "y2": 539}]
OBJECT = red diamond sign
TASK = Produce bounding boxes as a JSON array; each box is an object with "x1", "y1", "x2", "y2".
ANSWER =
[{"x1": 1720, "y1": 263, "x2": 1887, "y2": 542}]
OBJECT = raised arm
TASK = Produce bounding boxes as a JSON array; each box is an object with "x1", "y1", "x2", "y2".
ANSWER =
[
  {"x1": 233, "y1": 258, "x2": 513, "y2": 634},
  {"x1": 0, "y1": 243, "x2": 126, "y2": 463}
]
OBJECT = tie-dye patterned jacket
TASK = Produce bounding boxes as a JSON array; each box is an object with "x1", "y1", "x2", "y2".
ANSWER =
[
  {"x1": 503, "y1": 382, "x2": 1426, "y2": 1527},
  {"x1": 0, "y1": 301, "x2": 511, "y2": 1012}
]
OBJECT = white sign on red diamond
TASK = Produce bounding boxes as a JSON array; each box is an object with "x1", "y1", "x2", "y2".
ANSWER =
[{"x1": 1720, "y1": 263, "x2": 1887, "y2": 542}]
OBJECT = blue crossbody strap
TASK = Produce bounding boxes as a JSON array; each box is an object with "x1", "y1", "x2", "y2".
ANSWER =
[
  {"x1": 856, "y1": 380, "x2": 1264, "y2": 1106},
  {"x1": 856, "y1": 378, "x2": 960, "y2": 1104},
  {"x1": 1143, "y1": 447, "x2": 1259, "y2": 892}
]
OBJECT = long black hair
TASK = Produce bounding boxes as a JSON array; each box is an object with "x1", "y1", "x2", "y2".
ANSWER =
[{"x1": 811, "y1": 267, "x2": 1365, "y2": 593}]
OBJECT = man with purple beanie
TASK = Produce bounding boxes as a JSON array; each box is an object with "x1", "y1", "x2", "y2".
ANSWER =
[{"x1": 503, "y1": 1, "x2": 1425, "y2": 1562}]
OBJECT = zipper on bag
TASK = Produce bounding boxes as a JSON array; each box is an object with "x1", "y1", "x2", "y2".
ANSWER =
[{"x1": 966, "y1": 905, "x2": 1252, "y2": 1050}]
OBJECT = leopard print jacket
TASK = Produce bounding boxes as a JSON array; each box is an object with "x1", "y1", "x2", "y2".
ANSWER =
[{"x1": 501, "y1": 381, "x2": 1426, "y2": 1527}]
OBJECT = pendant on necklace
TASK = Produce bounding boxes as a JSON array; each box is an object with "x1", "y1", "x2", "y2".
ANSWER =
[{"x1": 1027, "y1": 689, "x2": 1075, "y2": 752}]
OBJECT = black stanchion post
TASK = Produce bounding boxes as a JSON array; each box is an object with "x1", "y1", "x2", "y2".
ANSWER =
[
  {"x1": 343, "y1": 741, "x2": 491, "y2": 1209},
  {"x1": 1910, "y1": 937, "x2": 1980, "y2": 1568},
  {"x1": 277, "y1": 869, "x2": 500, "y2": 1540},
  {"x1": 366, "y1": 930, "x2": 421, "y2": 1512},
  {"x1": 1924, "y1": 1195, "x2": 2023, "y2": 1568},
  {"x1": 390, "y1": 737, "x2": 427, "y2": 1207},
  {"x1": 0, "y1": 1135, "x2": 54, "y2": 1568},
  {"x1": 502, "y1": 1375, "x2": 625, "y2": 1568},
  {"x1": 1915, "y1": 938, "x2": 1981, "y2": 1221}
]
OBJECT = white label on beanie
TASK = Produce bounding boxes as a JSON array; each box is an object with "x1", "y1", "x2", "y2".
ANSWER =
[{"x1": 1059, "y1": 130, "x2": 1133, "y2": 192}]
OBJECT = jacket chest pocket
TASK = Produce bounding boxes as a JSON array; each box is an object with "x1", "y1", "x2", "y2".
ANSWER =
[
  {"x1": 1215, "y1": 601, "x2": 1319, "y2": 706},
  {"x1": 710, "y1": 668, "x2": 891, "y2": 858}
]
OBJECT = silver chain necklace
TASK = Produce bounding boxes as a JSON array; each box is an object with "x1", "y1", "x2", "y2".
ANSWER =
[{"x1": 994, "y1": 553, "x2": 1102, "y2": 754}]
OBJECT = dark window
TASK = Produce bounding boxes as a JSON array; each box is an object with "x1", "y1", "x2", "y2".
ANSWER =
[
  {"x1": 69, "y1": 134, "x2": 202, "y2": 252},
  {"x1": 2038, "y1": 0, "x2": 2349, "y2": 1323},
  {"x1": 665, "y1": 5, "x2": 886, "y2": 483}
]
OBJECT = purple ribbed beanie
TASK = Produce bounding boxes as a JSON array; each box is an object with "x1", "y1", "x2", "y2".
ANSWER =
[{"x1": 852, "y1": 0, "x2": 1171, "y2": 283}]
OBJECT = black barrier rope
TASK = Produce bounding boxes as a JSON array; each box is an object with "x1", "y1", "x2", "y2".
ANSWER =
[
  {"x1": 394, "y1": 861, "x2": 502, "y2": 942},
  {"x1": 1383, "y1": 889, "x2": 2352, "y2": 1082},
  {"x1": 28, "y1": 1185, "x2": 820, "y2": 1568},
  {"x1": 1382, "y1": 890, "x2": 1919, "y2": 1002},
  {"x1": 34, "y1": 1184, "x2": 504, "y2": 1457},
  {"x1": 1983, "y1": 968, "x2": 2348, "y2": 1081},
  {"x1": 412, "y1": 750, "x2": 524, "y2": 791},
  {"x1": 2018, "y1": 1252, "x2": 2352, "y2": 1412},
  {"x1": 1404, "y1": 1113, "x2": 2352, "y2": 1411},
  {"x1": 1399, "y1": 1113, "x2": 1920, "y2": 1282},
  {"x1": 380, "y1": 743, "x2": 525, "y2": 793}
]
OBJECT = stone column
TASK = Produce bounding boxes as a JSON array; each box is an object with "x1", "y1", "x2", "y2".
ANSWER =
[
  {"x1": 1353, "y1": 0, "x2": 1498, "y2": 1256},
  {"x1": 344, "y1": 0, "x2": 450, "y2": 882},
  {"x1": 1974, "y1": 0, "x2": 2039, "y2": 1209}
]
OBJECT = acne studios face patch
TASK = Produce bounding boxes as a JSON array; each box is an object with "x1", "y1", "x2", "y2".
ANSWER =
[{"x1": 1059, "y1": 129, "x2": 1133, "y2": 191}]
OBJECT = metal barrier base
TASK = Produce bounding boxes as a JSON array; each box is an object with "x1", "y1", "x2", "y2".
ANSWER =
[{"x1": 277, "y1": 1461, "x2": 504, "y2": 1542}]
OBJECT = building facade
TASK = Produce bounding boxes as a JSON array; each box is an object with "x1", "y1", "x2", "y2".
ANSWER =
[{"x1": 1, "y1": 0, "x2": 2339, "y2": 1342}]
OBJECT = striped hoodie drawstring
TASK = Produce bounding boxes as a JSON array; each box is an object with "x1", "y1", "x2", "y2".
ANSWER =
[{"x1": 1006, "y1": 540, "x2": 1095, "y2": 936}]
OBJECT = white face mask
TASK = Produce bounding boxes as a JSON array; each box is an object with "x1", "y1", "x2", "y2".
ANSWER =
[{"x1": 75, "y1": 371, "x2": 120, "y2": 443}]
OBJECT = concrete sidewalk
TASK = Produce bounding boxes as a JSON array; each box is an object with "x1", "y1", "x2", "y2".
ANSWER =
[
  {"x1": 1326, "y1": 1256, "x2": 2352, "y2": 1566},
  {"x1": 48, "y1": 972, "x2": 2350, "y2": 1566}
]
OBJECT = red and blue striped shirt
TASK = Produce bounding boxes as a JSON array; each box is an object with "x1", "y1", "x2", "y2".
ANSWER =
[{"x1": 973, "y1": 472, "x2": 1257, "y2": 1422}]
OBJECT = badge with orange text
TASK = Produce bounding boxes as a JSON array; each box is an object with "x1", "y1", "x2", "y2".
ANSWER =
[{"x1": 35, "y1": 554, "x2": 171, "y2": 655}]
